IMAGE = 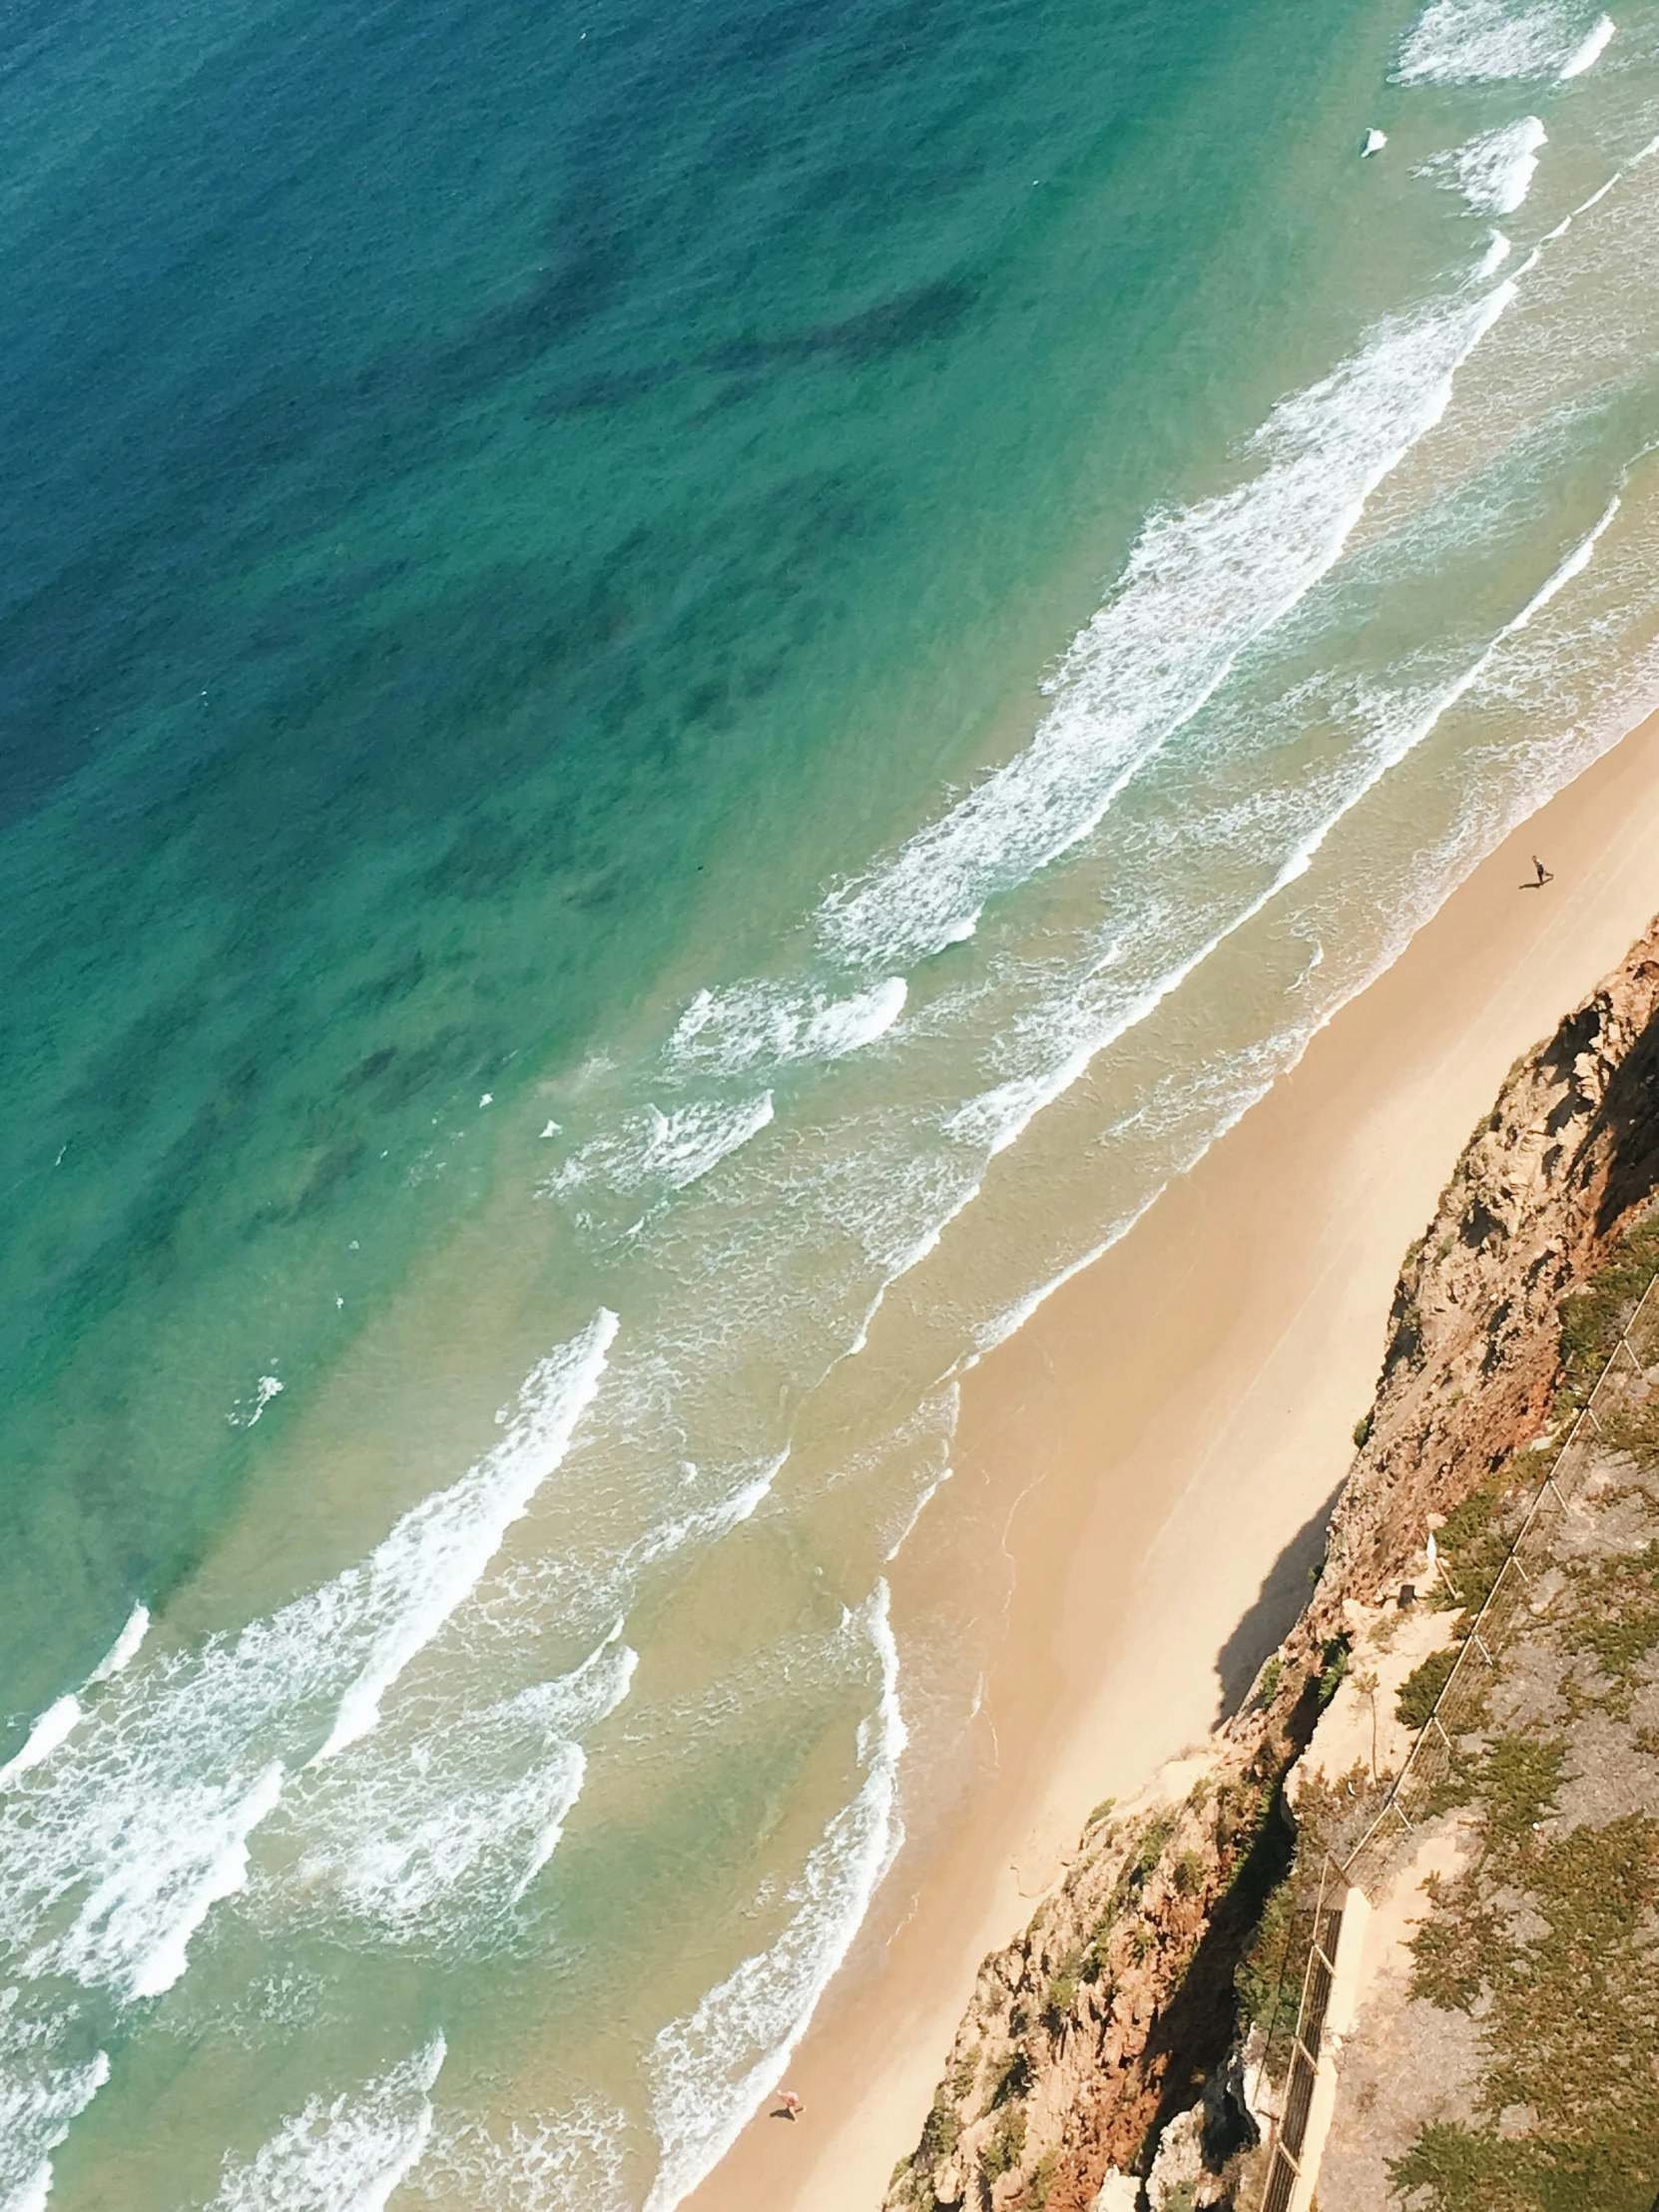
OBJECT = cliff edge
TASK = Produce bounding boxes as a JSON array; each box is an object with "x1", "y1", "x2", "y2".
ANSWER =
[{"x1": 882, "y1": 915, "x2": 1659, "y2": 2212}]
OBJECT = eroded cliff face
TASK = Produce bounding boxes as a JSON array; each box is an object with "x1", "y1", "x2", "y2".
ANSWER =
[
  {"x1": 1326, "y1": 920, "x2": 1659, "y2": 1603},
  {"x1": 883, "y1": 917, "x2": 1659, "y2": 2212}
]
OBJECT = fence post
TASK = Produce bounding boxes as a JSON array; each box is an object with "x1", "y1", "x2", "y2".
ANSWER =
[{"x1": 1251, "y1": 1270, "x2": 1659, "y2": 2209}]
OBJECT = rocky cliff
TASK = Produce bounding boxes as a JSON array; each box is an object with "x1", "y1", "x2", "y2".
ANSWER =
[{"x1": 882, "y1": 915, "x2": 1659, "y2": 2212}]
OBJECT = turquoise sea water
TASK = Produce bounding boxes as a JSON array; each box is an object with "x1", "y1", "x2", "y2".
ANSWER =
[{"x1": 4, "y1": 0, "x2": 1659, "y2": 2201}]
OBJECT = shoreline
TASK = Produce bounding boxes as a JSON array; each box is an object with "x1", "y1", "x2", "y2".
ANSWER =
[{"x1": 683, "y1": 702, "x2": 1659, "y2": 2212}]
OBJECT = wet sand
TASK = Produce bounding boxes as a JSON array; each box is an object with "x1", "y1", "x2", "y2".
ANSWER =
[{"x1": 685, "y1": 706, "x2": 1659, "y2": 2212}]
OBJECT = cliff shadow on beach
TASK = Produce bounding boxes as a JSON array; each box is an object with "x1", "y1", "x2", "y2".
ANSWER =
[{"x1": 1212, "y1": 1481, "x2": 1345, "y2": 1722}]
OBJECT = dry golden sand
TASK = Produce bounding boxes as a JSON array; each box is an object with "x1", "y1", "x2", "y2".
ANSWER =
[{"x1": 684, "y1": 707, "x2": 1659, "y2": 2212}]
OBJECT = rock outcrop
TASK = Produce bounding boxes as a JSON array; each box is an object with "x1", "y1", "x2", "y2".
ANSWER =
[
  {"x1": 1325, "y1": 919, "x2": 1659, "y2": 1603},
  {"x1": 883, "y1": 916, "x2": 1659, "y2": 2212}
]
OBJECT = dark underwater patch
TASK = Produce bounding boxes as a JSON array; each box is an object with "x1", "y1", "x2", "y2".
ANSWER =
[{"x1": 705, "y1": 276, "x2": 978, "y2": 373}]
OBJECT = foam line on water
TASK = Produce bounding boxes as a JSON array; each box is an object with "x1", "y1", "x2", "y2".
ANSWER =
[
  {"x1": 290, "y1": 1632, "x2": 638, "y2": 1943},
  {"x1": 949, "y1": 492, "x2": 1624, "y2": 1357},
  {"x1": 545, "y1": 1097, "x2": 775, "y2": 1211},
  {"x1": 0, "y1": 1594, "x2": 150, "y2": 1793},
  {"x1": 887, "y1": 251, "x2": 1642, "y2": 1204},
  {"x1": 415, "y1": 2102, "x2": 634, "y2": 2212},
  {"x1": 1475, "y1": 229, "x2": 1513, "y2": 276},
  {"x1": 315, "y1": 1308, "x2": 619, "y2": 1761},
  {"x1": 0, "y1": 1699, "x2": 82, "y2": 1793},
  {"x1": 643, "y1": 1584, "x2": 906, "y2": 2212},
  {"x1": 1418, "y1": 118, "x2": 1547, "y2": 216},
  {"x1": 0, "y1": 1989, "x2": 110, "y2": 2212},
  {"x1": 665, "y1": 978, "x2": 907, "y2": 1079},
  {"x1": 1153, "y1": 491, "x2": 1625, "y2": 1007},
  {"x1": 0, "y1": 1312, "x2": 618, "y2": 2008},
  {"x1": 1560, "y1": 11, "x2": 1615, "y2": 73},
  {"x1": 207, "y1": 2034, "x2": 446, "y2": 2212},
  {"x1": 814, "y1": 277, "x2": 1521, "y2": 968},
  {"x1": 622, "y1": 1456, "x2": 787, "y2": 1574},
  {"x1": 1395, "y1": 0, "x2": 1613, "y2": 82},
  {"x1": 1271, "y1": 488, "x2": 1625, "y2": 884},
  {"x1": 125, "y1": 1760, "x2": 285, "y2": 1999},
  {"x1": 88, "y1": 1604, "x2": 150, "y2": 1685},
  {"x1": 1543, "y1": 144, "x2": 1644, "y2": 240}
]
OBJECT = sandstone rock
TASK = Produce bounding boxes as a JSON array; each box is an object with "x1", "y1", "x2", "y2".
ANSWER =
[{"x1": 883, "y1": 918, "x2": 1659, "y2": 2212}]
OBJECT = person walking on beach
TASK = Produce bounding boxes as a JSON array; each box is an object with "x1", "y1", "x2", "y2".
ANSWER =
[
  {"x1": 777, "y1": 2088, "x2": 805, "y2": 2122},
  {"x1": 1529, "y1": 854, "x2": 1554, "y2": 886}
]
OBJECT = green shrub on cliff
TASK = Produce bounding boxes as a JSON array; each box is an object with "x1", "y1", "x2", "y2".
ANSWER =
[
  {"x1": 918, "y1": 2097, "x2": 959, "y2": 2163},
  {"x1": 1043, "y1": 1966, "x2": 1077, "y2": 2027},
  {"x1": 981, "y1": 2109, "x2": 1027, "y2": 2181},
  {"x1": 1556, "y1": 1210, "x2": 1659, "y2": 1412},
  {"x1": 1023, "y1": 2150, "x2": 1059, "y2": 2208},
  {"x1": 1395, "y1": 1646, "x2": 1457, "y2": 1730},
  {"x1": 1234, "y1": 1862, "x2": 1296, "y2": 2036}
]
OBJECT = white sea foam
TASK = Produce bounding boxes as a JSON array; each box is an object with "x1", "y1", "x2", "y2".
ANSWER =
[
  {"x1": 50, "y1": 1758, "x2": 287, "y2": 1999},
  {"x1": 229, "y1": 1374, "x2": 284, "y2": 1427},
  {"x1": 1395, "y1": 0, "x2": 1612, "y2": 82},
  {"x1": 1188, "y1": 498, "x2": 1625, "y2": 988},
  {"x1": 0, "y1": 1314, "x2": 617, "y2": 2007},
  {"x1": 644, "y1": 1584, "x2": 905, "y2": 2212},
  {"x1": 548, "y1": 1096, "x2": 775, "y2": 1205},
  {"x1": 1542, "y1": 152, "x2": 1634, "y2": 239},
  {"x1": 1336, "y1": 491, "x2": 1623, "y2": 799},
  {"x1": 666, "y1": 977, "x2": 906, "y2": 1078},
  {"x1": 874, "y1": 478, "x2": 1624, "y2": 1374},
  {"x1": 1560, "y1": 10, "x2": 1615, "y2": 72},
  {"x1": 1152, "y1": 491, "x2": 1628, "y2": 1057},
  {"x1": 1419, "y1": 117, "x2": 1547, "y2": 215},
  {"x1": 623, "y1": 1457, "x2": 784, "y2": 1573},
  {"x1": 293, "y1": 1633, "x2": 637, "y2": 1942},
  {"x1": 314, "y1": 1309, "x2": 619, "y2": 1761},
  {"x1": 88, "y1": 1604, "x2": 150, "y2": 1685},
  {"x1": 0, "y1": 1700, "x2": 82, "y2": 1793},
  {"x1": 207, "y1": 2035, "x2": 445, "y2": 2212},
  {"x1": 0, "y1": 1991, "x2": 109, "y2": 2212},
  {"x1": 418, "y1": 2103, "x2": 634, "y2": 2212},
  {"x1": 814, "y1": 279, "x2": 1519, "y2": 969},
  {"x1": 1475, "y1": 229, "x2": 1513, "y2": 276},
  {"x1": 0, "y1": 1603, "x2": 146, "y2": 1801}
]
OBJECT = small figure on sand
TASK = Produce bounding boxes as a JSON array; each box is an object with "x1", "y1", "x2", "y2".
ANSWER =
[
  {"x1": 775, "y1": 2088, "x2": 805, "y2": 2122},
  {"x1": 1525, "y1": 853, "x2": 1554, "y2": 887}
]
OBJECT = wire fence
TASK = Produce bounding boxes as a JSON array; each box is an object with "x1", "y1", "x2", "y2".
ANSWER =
[{"x1": 1250, "y1": 1272, "x2": 1659, "y2": 2212}]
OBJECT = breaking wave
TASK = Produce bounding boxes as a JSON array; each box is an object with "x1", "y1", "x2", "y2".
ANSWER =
[
  {"x1": 813, "y1": 278, "x2": 1521, "y2": 969},
  {"x1": 644, "y1": 1583, "x2": 906, "y2": 2212},
  {"x1": 0, "y1": 1316, "x2": 615, "y2": 2203},
  {"x1": 1418, "y1": 117, "x2": 1548, "y2": 216},
  {"x1": 1394, "y1": 0, "x2": 1615, "y2": 83},
  {"x1": 206, "y1": 2036, "x2": 445, "y2": 2212}
]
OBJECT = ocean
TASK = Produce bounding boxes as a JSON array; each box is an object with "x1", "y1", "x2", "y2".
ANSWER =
[{"x1": 2, "y1": 0, "x2": 1658, "y2": 2201}]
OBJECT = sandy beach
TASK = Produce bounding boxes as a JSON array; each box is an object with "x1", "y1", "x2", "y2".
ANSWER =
[{"x1": 686, "y1": 702, "x2": 1659, "y2": 2212}]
